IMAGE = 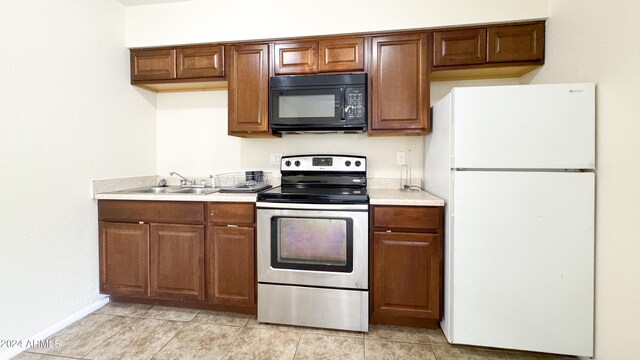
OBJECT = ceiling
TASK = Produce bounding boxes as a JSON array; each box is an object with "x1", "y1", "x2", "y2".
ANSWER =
[{"x1": 117, "y1": 0, "x2": 193, "y2": 6}]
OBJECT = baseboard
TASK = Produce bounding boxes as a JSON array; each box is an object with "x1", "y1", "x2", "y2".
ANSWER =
[{"x1": 0, "y1": 296, "x2": 109, "y2": 360}]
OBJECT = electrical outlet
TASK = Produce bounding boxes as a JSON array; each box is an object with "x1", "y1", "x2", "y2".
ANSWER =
[
  {"x1": 396, "y1": 151, "x2": 406, "y2": 165},
  {"x1": 270, "y1": 153, "x2": 283, "y2": 165}
]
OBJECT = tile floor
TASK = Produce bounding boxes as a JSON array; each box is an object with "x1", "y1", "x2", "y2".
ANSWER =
[{"x1": 13, "y1": 302, "x2": 577, "y2": 360}]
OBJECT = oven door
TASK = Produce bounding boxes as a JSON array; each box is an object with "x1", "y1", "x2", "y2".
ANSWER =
[{"x1": 257, "y1": 203, "x2": 368, "y2": 289}]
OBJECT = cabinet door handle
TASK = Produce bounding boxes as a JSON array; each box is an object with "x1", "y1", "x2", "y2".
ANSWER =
[{"x1": 227, "y1": 224, "x2": 238, "y2": 228}]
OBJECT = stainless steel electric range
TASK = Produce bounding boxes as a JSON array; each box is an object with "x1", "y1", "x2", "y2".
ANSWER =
[{"x1": 256, "y1": 155, "x2": 369, "y2": 332}]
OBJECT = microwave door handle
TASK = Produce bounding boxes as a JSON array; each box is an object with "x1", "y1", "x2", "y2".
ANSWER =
[{"x1": 340, "y1": 88, "x2": 346, "y2": 120}]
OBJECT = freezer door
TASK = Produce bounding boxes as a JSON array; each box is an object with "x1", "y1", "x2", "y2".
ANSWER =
[
  {"x1": 452, "y1": 83, "x2": 595, "y2": 169},
  {"x1": 449, "y1": 171, "x2": 594, "y2": 357}
]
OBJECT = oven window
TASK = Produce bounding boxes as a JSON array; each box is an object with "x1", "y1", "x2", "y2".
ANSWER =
[
  {"x1": 271, "y1": 216, "x2": 353, "y2": 273},
  {"x1": 279, "y1": 94, "x2": 336, "y2": 118}
]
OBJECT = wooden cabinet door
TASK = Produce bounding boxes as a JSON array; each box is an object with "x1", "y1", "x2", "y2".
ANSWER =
[
  {"x1": 177, "y1": 45, "x2": 224, "y2": 79},
  {"x1": 273, "y1": 41, "x2": 318, "y2": 75},
  {"x1": 487, "y1": 23, "x2": 544, "y2": 63},
  {"x1": 433, "y1": 28, "x2": 487, "y2": 67},
  {"x1": 228, "y1": 44, "x2": 270, "y2": 135},
  {"x1": 372, "y1": 231, "x2": 441, "y2": 321},
  {"x1": 370, "y1": 33, "x2": 430, "y2": 133},
  {"x1": 149, "y1": 223, "x2": 205, "y2": 301},
  {"x1": 319, "y1": 37, "x2": 364, "y2": 72},
  {"x1": 99, "y1": 222, "x2": 149, "y2": 297},
  {"x1": 130, "y1": 49, "x2": 176, "y2": 81},
  {"x1": 207, "y1": 226, "x2": 256, "y2": 307}
]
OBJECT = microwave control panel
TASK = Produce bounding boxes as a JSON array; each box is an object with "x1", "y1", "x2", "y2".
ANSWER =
[{"x1": 345, "y1": 87, "x2": 366, "y2": 120}]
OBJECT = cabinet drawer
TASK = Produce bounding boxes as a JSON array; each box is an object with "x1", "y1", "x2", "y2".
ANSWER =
[
  {"x1": 208, "y1": 202, "x2": 255, "y2": 225},
  {"x1": 487, "y1": 23, "x2": 544, "y2": 63},
  {"x1": 433, "y1": 28, "x2": 486, "y2": 67},
  {"x1": 98, "y1": 200, "x2": 204, "y2": 224},
  {"x1": 372, "y1": 205, "x2": 442, "y2": 231},
  {"x1": 177, "y1": 45, "x2": 224, "y2": 79},
  {"x1": 130, "y1": 49, "x2": 176, "y2": 81}
]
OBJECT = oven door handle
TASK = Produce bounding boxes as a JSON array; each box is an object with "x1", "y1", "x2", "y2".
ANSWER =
[{"x1": 256, "y1": 202, "x2": 368, "y2": 211}]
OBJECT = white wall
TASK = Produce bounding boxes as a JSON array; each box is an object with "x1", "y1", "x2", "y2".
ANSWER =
[
  {"x1": 522, "y1": 1, "x2": 640, "y2": 359},
  {"x1": 125, "y1": 0, "x2": 549, "y2": 47},
  {"x1": 0, "y1": 1, "x2": 157, "y2": 355}
]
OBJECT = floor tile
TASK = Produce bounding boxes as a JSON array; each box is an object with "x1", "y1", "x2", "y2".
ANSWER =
[
  {"x1": 294, "y1": 334, "x2": 364, "y2": 360},
  {"x1": 424, "y1": 327, "x2": 448, "y2": 345},
  {"x1": 152, "y1": 322, "x2": 240, "y2": 360},
  {"x1": 365, "y1": 324, "x2": 430, "y2": 344},
  {"x1": 365, "y1": 339, "x2": 435, "y2": 360},
  {"x1": 431, "y1": 343, "x2": 507, "y2": 360},
  {"x1": 502, "y1": 350, "x2": 576, "y2": 359},
  {"x1": 143, "y1": 306, "x2": 200, "y2": 322},
  {"x1": 84, "y1": 318, "x2": 185, "y2": 360},
  {"x1": 244, "y1": 316, "x2": 306, "y2": 333},
  {"x1": 95, "y1": 302, "x2": 151, "y2": 317},
  {"x1": 192, "y1": 310, "x2": 251, "y2": 327},
  {"x1": 12, "y1": 353, "x2": 79, "y2": 360},
  {"x1": 27, "y1": 314, "x2": 134, "y2": 357},
  {"x1": 223, "y1": 327, "x2": 300, "y2": 360},
  {"x1": 303, "y1": 326, "x2": 365, "y2": 338}
]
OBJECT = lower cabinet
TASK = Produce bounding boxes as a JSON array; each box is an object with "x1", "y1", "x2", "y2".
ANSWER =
[
  {"x1": 97, "y1": 200, "x2": 257, "y2": 313},
  {"x1": 207, "y1": 225, "x2": 255, "y2": 306},
  {"x1": 99, "y1": 220, "x2": 205, "y2": 301},
  {"x1": 99, "y1": 222, "x2": 149, "y2": 297},
  {"x1": 370, "y1": 205, "x2": 444, "y2": 327},
  {"x1": 206, "y1": 202, "x2": 257, "y2": 311},
  {"x1": 149, "y1": 224, "x2": 205, "y2": 301}
]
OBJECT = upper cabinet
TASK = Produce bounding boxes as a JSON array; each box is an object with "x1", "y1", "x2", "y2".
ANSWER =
[
  {"x1": 370, "y1": 33, "x2": 430, "y2": 134},
  {"x1": 131, "y1": 49, "x2": 176, "y2": 81},
  {"x1": 431, "y1": 21, "x2": 545, "y2": 81},
  {"x1": 273, "y1": 41, "x2": 318, "y2": 75},
  {"x1": 433, "y1": 28, "x2": 486, "y2": 67},
  {"x1": 319, "y1": 37, "x2": 365, "y2": 72},
  {"x1": 130, "y1": 45, "x2": 226, "y2": 92},
  {"x1": 127, "y1": 21, "x2": 545, "y2": 136},
  {"x1": 227, "y1": 44, "x2": 273, "y2": 137},
  {"x1": 487, "y1": 23, "x2": 544, "y2": 63},
  {"x1": 176, "y1": 46, "x2": 224, "y2": 78},
  {"x1": 273, "y1": 37, "x2": 365, "y2": 75}
]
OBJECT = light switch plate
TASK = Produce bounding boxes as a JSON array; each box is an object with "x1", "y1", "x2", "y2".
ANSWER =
[{"x1": 270, "y1": 153, "x2": 284, "y2": 165}]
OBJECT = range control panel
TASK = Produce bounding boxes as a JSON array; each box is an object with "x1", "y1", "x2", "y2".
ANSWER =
[{"x1": 281, "y1": 155, "x2": 366, "y2": 172}]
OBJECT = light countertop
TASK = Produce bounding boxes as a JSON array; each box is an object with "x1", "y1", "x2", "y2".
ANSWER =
[
  {"x1": 95, "y1": 191, "x2": 257, "y2": 203},
  {"x1": 368, "y1": 189, "x2": 445, "y2": 206}
]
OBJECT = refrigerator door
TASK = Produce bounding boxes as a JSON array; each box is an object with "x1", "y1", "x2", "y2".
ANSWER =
[
  {"x1": 452, "y1": 83, "x2": 595, "y2": 170},
  {"x1": 449, "y1": 171, "x2": 594, "y2": 357}
]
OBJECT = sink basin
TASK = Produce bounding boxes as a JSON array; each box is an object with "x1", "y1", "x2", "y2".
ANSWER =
[
  {"x1": 120, "y1": 186, "x2": 218, "y2": 195},
  {"x1": 172, "y1": 188, "x2": 219, "y2": 195}
]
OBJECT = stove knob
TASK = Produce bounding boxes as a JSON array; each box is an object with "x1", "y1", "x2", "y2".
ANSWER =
[
  {"x1": 284, "y1": 160, "x2": 292, "y2": 167},
  {"x1": 294, "y1": 160, "x2": 301, "y2": 167},
  {"x1": 355, "y1": 160, "x2": 361, "y2": 167},
  {"x1": 345, "y1": 160, "x2": 351, "y2": 167}
]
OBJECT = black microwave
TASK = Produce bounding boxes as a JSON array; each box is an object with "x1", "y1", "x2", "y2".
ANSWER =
[{"x1": 269, "y1": 73, "x2": 367, "y2": 133}]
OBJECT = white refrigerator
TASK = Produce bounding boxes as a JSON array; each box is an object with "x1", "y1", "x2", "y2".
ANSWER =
[{"x1": 424, "y1": 83, "x2": 595, "y2": 357}]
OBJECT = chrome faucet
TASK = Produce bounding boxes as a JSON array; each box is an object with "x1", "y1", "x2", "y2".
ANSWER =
[{"x1": 169, "y1": 171, "x2": 198, "y2": 187}]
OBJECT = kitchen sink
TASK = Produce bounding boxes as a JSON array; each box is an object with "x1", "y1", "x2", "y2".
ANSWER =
[
  {"x1": 121, "y1": 186, "x2": 218, "y2": 195},
  {"x1": 172, "y1": 188, "x2": 219, "y2": 195}
]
